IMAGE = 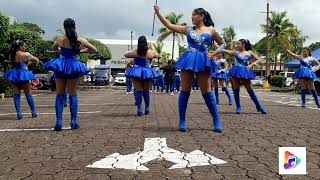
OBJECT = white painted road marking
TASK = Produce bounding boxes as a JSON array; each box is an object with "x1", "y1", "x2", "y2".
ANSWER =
[
  {"x1": 0, "y1": 127, "x2": 71, "y2": 132},
  {"x1": 87, "y1": 138, "x2": 227, "y2": 171},
  {"x1": 0, "y1": 111, "x2": 102, "y2": 116},
  {"x1": 16, "y1": 100, "x2": 113, "y2": 102},
  {"x1": 241, "y1": 94, "x2": 320, "y2": 111}
]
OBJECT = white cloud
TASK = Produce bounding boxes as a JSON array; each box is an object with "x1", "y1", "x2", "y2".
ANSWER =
[{"x1": 1, "y1": 0, "x2": 319, "y2": 45}]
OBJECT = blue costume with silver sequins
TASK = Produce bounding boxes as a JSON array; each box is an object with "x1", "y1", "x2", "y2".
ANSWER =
[
  {"x1": 293, "y1": 57, "x2": 318, "y2": 79},
  {"x1": 4, "y1": 55, "x2": 36, "y2": 84},
  {"x1": 228, "y1": 52, "x2": 256, "y2": 80},
  {"x1": 125, "y1": 57, "x2": 159, "y2": 80},
  {"x1": 211, "y1": 59, "x2": 228, "y2": 80},
  {"x1": 176, "y1": 28, "x2": 214, "y2": 73}
]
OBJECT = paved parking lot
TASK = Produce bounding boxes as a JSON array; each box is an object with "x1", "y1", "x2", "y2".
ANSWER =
[{"x1": 0, "y1": 89, "x2": 319, "y2": 179}]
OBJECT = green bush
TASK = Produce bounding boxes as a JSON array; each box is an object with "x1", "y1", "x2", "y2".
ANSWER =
[
  {"x1": 4, "y1": 88, "x2": 14, "y2": 98},
  {"x1": 0, "y1": 78, "x2": 13, "y2": 97},
  {"x1": 270, "y1": 76, "x2": 286, "y2": 88}
]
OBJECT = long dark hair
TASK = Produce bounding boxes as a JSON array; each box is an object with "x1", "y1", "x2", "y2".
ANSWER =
[
  {"x1": 137, "y1": 36, "x2": 148, "y2": 57},
  {"x1": 193, "y1": 8, "x2": 214, "y2": 27},
  {"x1": 303, "y1": 47, "x2": 312, "y2": 56},
  {"x1": 9, "y1": 40, "x2": 24, "y2": 61},
  {"x1": 64, "y1": 18, "x2": 80, "y2": 49},
  {"x1": 239, "y1": 39, "x2": 252, "y2": 51}
]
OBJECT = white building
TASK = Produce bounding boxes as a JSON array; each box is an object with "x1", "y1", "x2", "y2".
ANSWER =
[
  {"x1": 8, "y1": 16, "x2": 18, "y2": 25},
  {"x1": 90, "y1": 39, "x2": 179, "y2": 75}
]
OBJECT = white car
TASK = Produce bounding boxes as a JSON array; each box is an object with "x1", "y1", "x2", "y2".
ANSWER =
[
  {"x1": 114, "y1": 73, "x2": 126, "y2": 86},
  {"x1": 279, "y1": 72, "x2": 295, "y2": 87},
  {"x1": 251, "y1": 76, "x2": 264, "y2": 86}
]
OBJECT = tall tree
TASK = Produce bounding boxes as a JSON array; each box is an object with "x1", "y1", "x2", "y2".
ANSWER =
[
  {"x1": 279, "y1": 26, "x2": 308, "y2": 69},
  {"x1": 152, "y1": 41, "x2": 164, "y2": 54},
  {"x1": 87, "y1": 39, "x2": 112, "y2": 63},
  {"x1": 290, "y1": 27, "x2": 308, "y2": 53},
  {"x1": 78, "y1": 39, "x2": 112, "y2": 64},
  {"x1": 308, "y1": 42, "x2": 320, "y2": 51},
  {"x1": 222, "y1": 25, "x2": 237, "y2": 50},
  {"x1": 261, "y1": 11, "x2": 295, "y2": 72},
  {"x1": 158, "y1": 12, "x2": 186, "y2": 60},
  {"x1": 0, "y1": 12, "x2": 10, "y2": 56},
  {"x1": 152, "y1": 41, "x2": 164, "y2": 65},
  {"x1": 8, "y1": 22, "x2": 45, "y2": 54},
  {"x1": 221, "y1": 26, "x2": 237, "y2": 63},
  {"x1": 160, "y1": 52, "x2": 171, "y2": 64}
]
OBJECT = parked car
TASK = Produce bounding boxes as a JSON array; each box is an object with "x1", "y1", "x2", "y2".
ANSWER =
[
  {"x1": 279, "y1": 72, "x2": 295, "y2": 87},
  {"x1": 113, "y1": 73, "x2": 126, "y2": 86},
  {"x1": 34, "y1": 74, "x2": 50, "y2": 90},
  {"x1": 35, "y1": 74, "x2": 49, "y2": 81},
  {"x1": 251, "y1": 76, "x2": 264, "y2": 86}
]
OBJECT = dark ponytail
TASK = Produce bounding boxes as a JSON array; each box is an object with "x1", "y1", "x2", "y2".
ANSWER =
[
  {"x1": 239, "y1": 39, "x2": 252, "y2": 51},
  {"x1": 137, "y1": 36, "x2": 148, "y2": 57},
  {"x1": 63, "y1": 18, "x2": 80, "y2": 49},
  {"x1": 9, "y1": 40, "x2": 24, "y2": 61},
  {"x1": 193, "y1": 8, "x2": 214, "y2": 27}
]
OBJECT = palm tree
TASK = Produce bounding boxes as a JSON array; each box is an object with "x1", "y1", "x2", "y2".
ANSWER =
[
  {"x1": 222, "y1": 26, "x2": 237, "y2": 50},
  {"x1": 153, "y1": 41, "x2": 163, "y2": 54},
  {"x1": 158, "y1": 12, "x2": 186, "y2": 60},
  {"x1": 279, "y1": 26, "x2": 308, "y2": 70},
  {"x1": 160, "y1": 52, "x2": 171, "y2": 64},
  {"x1": 290, "y1": 27, "x2": 308, "y2": 52},
  {"x1": 153, "y1": 41, "x2": 164, "y2": 65},
  {"x1": 221, "y1": 26, "x2": 237, "y2": 63},
  {"x1": 261, "y1": 11, "x2": 295, "y2": 72}
]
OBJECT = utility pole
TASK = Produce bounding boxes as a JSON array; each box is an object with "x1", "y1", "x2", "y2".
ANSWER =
[
  {"x1": 130, "y1": 31, "x2": 133, "y2": 50},
  {"x1": 266, "y1": 1, "x2": 270, "y2": 75},
  {"x1": 260, "y1": 0, "x2": 271, "y2": 76}
]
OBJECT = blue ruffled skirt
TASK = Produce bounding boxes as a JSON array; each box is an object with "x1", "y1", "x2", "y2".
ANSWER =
[
  {"x1": 4, "y1": 69, "x2": 36, "y2": 84},
  {"x1": 293, "y1": 67, "x2": 317, "y2": 79},
  {"x1": 44, "y1": 56, "x2": 89, "y2": 79},
  {"x1": 125, "y1": 66, "x2": 159, "y2": 81},
  {"x1": 211, "y1": 72, "x2": 228, "y2": 80},
  {"x1": 228, "y1": 66, "x2": 256, "y2": 80},
  {"x1": 176, "y1": 51, "x2": 214, "y2": 73}
]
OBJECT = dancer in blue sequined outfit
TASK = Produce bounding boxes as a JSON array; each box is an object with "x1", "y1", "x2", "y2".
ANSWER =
[
  {"x1": 125, "y1": 36, "x2": 160, "y2": 116},
  {"x1": 211, "y1": 53, "x2": 232, "y2": 105},
  {"x1": 286, "y1": 48, "x2": 320, "y2": 108},
  {"x1": 126, "y1": 61, "x2": 134, "y2": 95},
  {"x1": 4, "y1": 40, "x2": 40, "y2": 120},
  {"x1": 154, "y1": 5, "x2": 225, "y2": 133},
  {"x1": 221, "y1": 39, "x2": 266, "y2": 114},
  {"x1": 44, "y1": 18, "x2": 97, "y2": 131}
]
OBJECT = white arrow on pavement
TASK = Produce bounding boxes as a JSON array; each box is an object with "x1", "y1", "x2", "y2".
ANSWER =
[{"x1": 86, "y1": 138, "x2": 227, "y2": 171}]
